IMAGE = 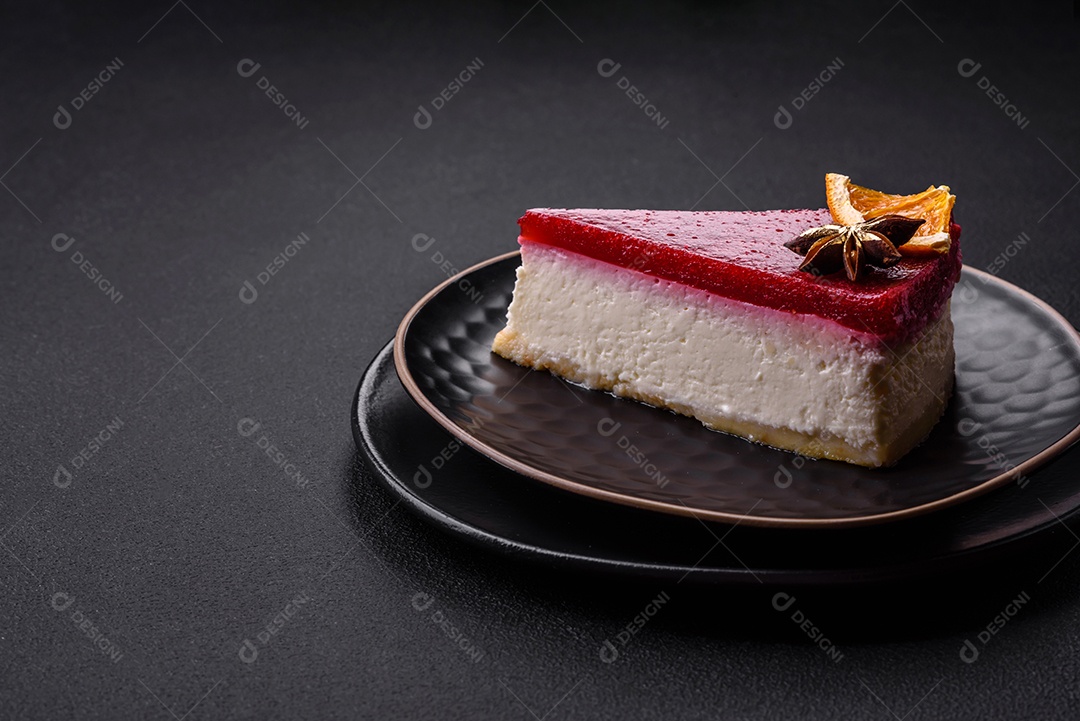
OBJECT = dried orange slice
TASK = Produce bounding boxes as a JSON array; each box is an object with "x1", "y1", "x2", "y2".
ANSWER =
[{"x1": 825, "y1": 173, "x2": 955, "y2": 257}]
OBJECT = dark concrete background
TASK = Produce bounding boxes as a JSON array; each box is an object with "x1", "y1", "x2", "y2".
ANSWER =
[{"x1": 2, "y1": 1, "x2": 1079, "y2": 718}]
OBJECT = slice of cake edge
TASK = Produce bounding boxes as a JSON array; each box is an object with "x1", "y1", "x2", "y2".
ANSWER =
[{"x1": 492, "y1": 209, "x2": 960, "y2": 468}]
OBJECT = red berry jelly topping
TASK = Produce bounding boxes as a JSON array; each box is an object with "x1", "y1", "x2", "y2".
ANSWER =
[{"x1": 518, "y1": 208, "x2": 962, "y2": 346}]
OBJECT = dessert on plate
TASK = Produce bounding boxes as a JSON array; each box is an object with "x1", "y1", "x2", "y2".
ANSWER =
[{"x1": 492, "y1": 175, "x2": 961, "y2": 467}]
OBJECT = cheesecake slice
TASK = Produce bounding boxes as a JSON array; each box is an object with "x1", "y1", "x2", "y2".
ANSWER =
[{"x1": 492, "y1": 207, "x2": 962, "y2": 467}]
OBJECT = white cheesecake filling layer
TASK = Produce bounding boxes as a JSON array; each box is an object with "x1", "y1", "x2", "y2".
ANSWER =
[{"x1": 492, "y1": 242, "x2": 954, "y2": 466}]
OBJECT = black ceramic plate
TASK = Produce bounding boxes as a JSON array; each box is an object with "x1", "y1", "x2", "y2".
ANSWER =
[
  {"x1": 354, "y1": 340, "x2": 1080, "y2": 586},
  {"x1": 393, "y1": 252, "x2": 1080, "y2": 529}
]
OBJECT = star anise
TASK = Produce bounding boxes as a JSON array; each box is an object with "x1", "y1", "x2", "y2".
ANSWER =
[{"x1": 784, "y1": 215, "x2": 925, "y2": 281}]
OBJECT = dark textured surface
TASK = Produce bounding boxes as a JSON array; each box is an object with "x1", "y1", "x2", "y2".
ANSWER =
[
  {"x1": 399, "y1": 254, "x2": 1080, "y2": 525},
  {"x1": 4, "y1": 1, "x2": 1080, "y2": 719},
  {"x1": 360, "y1": 340, "x2": 1080, "y2": 584}
]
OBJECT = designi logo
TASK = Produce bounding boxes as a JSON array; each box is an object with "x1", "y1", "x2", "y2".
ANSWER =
[{"x1": 238, "y1": 638, "x2": 259, "y2": 664}]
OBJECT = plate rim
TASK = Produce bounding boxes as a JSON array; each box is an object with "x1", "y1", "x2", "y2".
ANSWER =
[
  {"x1": 355, "y1": 341, "x2": 1080, "y2": 586},
  {"x1": 393, "y1": 250, "x2": 1080, "y2": 530}
]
